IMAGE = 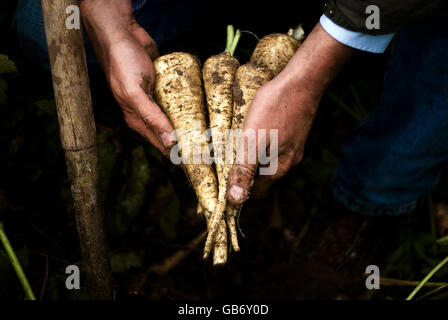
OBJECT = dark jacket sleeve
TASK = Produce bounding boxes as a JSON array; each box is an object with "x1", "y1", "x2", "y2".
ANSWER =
[{"x1": 323, "y1": 0, "x2": 446, "y2": 34}]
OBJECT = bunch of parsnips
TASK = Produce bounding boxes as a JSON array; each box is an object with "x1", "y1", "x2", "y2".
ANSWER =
[{"x1": 153, "y1": 25, "x2": 305, "y2": 265}]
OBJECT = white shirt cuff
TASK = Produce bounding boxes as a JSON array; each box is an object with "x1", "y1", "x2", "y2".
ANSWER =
[{"x1": 319, "y1": 14, "x2": 395, "y2": 53}]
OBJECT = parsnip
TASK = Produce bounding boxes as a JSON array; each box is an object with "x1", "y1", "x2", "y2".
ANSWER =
[
  {"x1": 203, "y1": 53, "x2": 240, "y2": 254},
  {"x1": 251, "y1": 32, "x2": 302, "y2": 77},
  {"x1": 204, "y1": 63, "x2": 272, "y2": 258},
  {"x1": 206, "y1": 27, "x2": 305, "y2": 256},
  {"x1": 153, "y1": 52, "x2": 227, "y2": 265}
]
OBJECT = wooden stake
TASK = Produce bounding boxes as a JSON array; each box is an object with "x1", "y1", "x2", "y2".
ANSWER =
[{"x1": 41, "y1": 0, "x2": 113, "y2": 299}]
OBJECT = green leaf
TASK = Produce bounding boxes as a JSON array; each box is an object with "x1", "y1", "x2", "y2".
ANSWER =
[
  {"x1": 34, "y1": 99, "x2": 56, "y2": 116},
  {"x1": 0, "y1": 54, "x2": 17, "y2": 74},
  {"x1": 110, "y1": 251, "x2": 142, "y2": 273},
  {"x1": 437, "y1": 235, "x2": 448, "y2": 246}
]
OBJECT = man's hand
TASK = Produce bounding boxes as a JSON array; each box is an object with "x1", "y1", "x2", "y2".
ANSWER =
[
  {"x1": 81, "y1": 0, "x2": 174, "y2": 156},
  {"x1": 227, "y1": 22, "x2": 355, "y2": 205}
]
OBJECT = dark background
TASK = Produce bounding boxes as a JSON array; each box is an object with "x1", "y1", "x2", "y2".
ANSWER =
[{"x1": 0, "y1": 0, "x2": 447, "y2": 300}]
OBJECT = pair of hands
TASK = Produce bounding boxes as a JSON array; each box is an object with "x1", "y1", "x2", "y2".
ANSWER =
[
  {"x1": 82, "y1": 0, "x2": 352, "y2": 205},
  {"x1": 108, "y1": 32, "x2": 304, "y2": 203}
]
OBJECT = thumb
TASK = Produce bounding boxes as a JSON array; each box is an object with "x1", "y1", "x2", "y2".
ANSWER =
[
  {"x1": 130, "y1": 91, "x2": 176, "y2": 149},
  {"x1": 227, "y1": 132, "x2": 259, "y2": 205}
]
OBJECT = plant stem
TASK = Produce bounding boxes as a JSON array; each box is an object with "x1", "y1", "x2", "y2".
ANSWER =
[
  {"x1": 229, "y1": 29, "x2": 241, "y2": 56},
  {"x1": 287, "y1": 24, "x2": 306, "y2": 41},
  {"x1": 225, "y1": 25, "x2": 235, "y2": 54},
  {"x1": 0, "y1": 221, "x2": 36, "y2": 300},
  {"x1": 377, "y1": 276, "x2": 447, "y2": 288},
  {"x1": 416, "y1": 283, "x2": 448, "y2": 300},
  {"x1": 406, "y1": 255, "x2": 448, "y2": 300}
]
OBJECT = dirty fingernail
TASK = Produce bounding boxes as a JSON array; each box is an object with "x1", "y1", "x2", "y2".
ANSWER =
[
  {"x1": 229, "y1": 185, "x2": 246, "y2": 203},
  {"x1": 160, "y1": 131, "x2": 173, "y2": 148}
]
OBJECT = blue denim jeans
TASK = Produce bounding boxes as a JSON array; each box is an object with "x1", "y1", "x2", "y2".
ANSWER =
[
  {"x1": 331, "y1": 18, "x2": 448, "y2": 216},
  {"x1": 12, "y1": 0, "x2": 201, "y2": 71}
]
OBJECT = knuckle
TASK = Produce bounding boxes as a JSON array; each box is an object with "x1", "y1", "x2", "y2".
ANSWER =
[
  {"x1": 123, "y1": 115, "x2": 133, "y2": 127},
  {"x1": 276, "y1": 165, "x2": 290, "y2": 179},
  {"x1": 239, "y1": 162, "x2": 257, "y2": 174},
  {"x1": 141, "y1": 115, "x2": 160, "y2": 130},
  {"x1": 291, "y1": 146, "x2": 304, "y2": 165},
  {"x1": 273, "y1": 155, "x2": 295, "y2": 179},
  {"x1": 123, "y1": 113, "x2": 138, "y2": 130},
  {"x1": 293, "y1": 151, "x2": 304, "y2": 165},
  {"x1": 283, "y1": 146, "x2": 303, "y2": 166},
  {"x1": 233, "y1": 163, "x2": 257, "y2": 181},
  {"x1": 120, "y1": 84, "x2": 140, "y2": 99}
]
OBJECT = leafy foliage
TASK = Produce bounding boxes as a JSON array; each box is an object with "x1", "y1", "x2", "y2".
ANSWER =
[
  {"x1": 0, "y1": 54, "x2": 17, "y2": 74},
  {"x1": 110, "y1": 251, "x2": 142, "y2": 273},
  {"x1": 384, "y1": 207, "x2": 448, "y2": 284},
  {"x1": 0, "y1": 54, "x2": 17, "y2": 104},
  {"x1": 34, "y1": 99, "x2": 56, "y2": 116},
  {"x1": 437, "y1": 235, "x2": 448, "y2": 246}
]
